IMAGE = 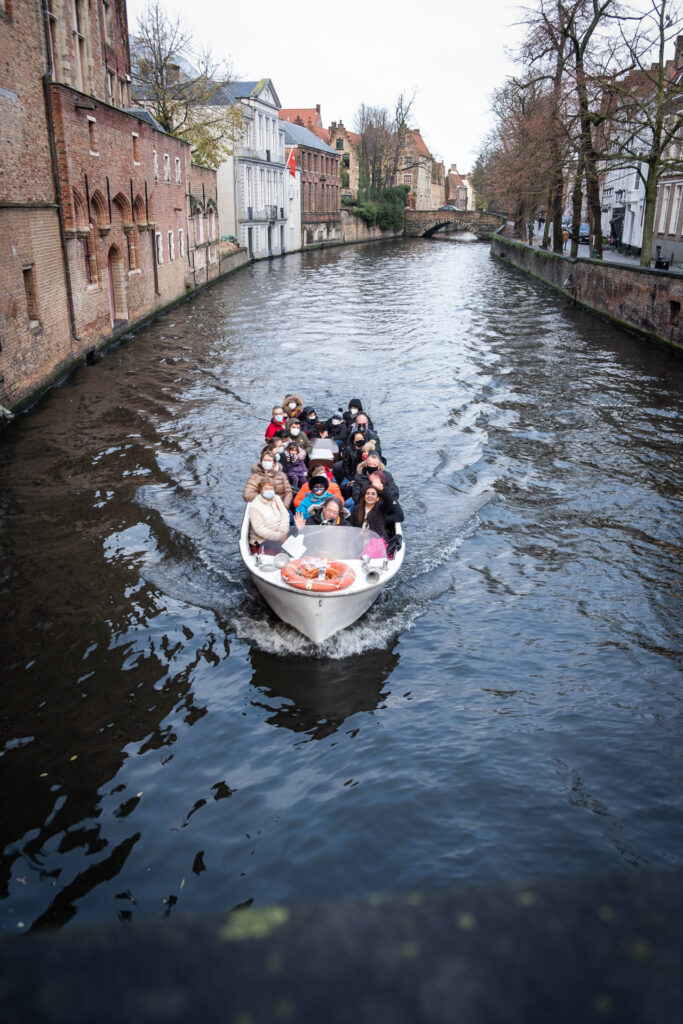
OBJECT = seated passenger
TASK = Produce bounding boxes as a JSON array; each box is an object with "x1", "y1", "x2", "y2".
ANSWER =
[
  {"x1": 283, "y1": 394, "x2": 304, "y2": 420},
  {"x1": 296, "y1": 475, "x2": 338, "y2": 520},
  {"x1": 307, "y1": 497, "x2": 349, "y2": 527},
  {"x1": 352, "y1": 454, "x2": 399, "y2": 504},
  {"x1": 349, "y1": 485, "x2": 404, "y2": 542},
  {"x1": 265, "y1": 405, "x2": 287, "y2": 440},
  {"x1": 248, "y1": 478, "x2": 290, "y2": 554},
  {"x1": 334, "y1": 430, "x2": 366, "y2": 490},
  {"x1": 301, "y1": 405, "x2": 321, "y2": 439},
  {"x1": 325, "y1": 409, "x2": 348, "y2": 448},
  {"x1": 294, "y1": 469, "x2": 343, "y2": 510},
  {"x1": 243, "y1": 447, "x2": 293, "y2": 508},
  {"x1": 284, "y1": 444, "x2": 309, "y2": 491},
  {"x1": 353, "y1": 412, "x2": 381, "y2": 454},
  {"x1": 342, "y1": 399, "x2": 374, "y2": 431},
  {"x1": 284, "y1": 417, "x2": 312, "y2": 455}
]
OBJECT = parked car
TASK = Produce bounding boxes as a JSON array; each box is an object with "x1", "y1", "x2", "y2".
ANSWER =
[
  {"x1": 578, "y1": 223, "x2": 590, "y2": 244},
  {"x1": 439, "y1": 205, "x2": 459, "y2": 210}
]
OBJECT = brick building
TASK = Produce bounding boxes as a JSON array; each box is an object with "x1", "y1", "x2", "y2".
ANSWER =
[
  {"x1": 282, "y1": 122, "x2": 341, "y2": 249},
  {"x1": 446, "y1": 164, "x2": 475, "y2": 210},
  {"x1": 1, "y1": 0, "x2": 221, "y2": 415},
  {"x1": 430, "y1": 161, "x2": 446, "y2": 209},
  {"x1": 395, "y1": 130, "x2": 433, "y2": 210},
  {"x1": 327, "y1": 121, "x2": 361, "y2": 199}
]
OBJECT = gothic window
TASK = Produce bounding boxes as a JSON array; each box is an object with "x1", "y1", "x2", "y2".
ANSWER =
[
  {"x1": 175, "y1": 156, "x2": 181, "y2": 183},
  {"x1": 164, "y1": 153, "x2": 171, "y2": 182},
  {"x1": 153, "y1": 150, "x2": 158, "y2": 180}
]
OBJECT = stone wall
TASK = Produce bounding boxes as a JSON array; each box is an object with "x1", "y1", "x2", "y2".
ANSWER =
[
  {"x1": 491, "y1": 234, "x2": 683, "y2": 354},
  {"x1": 339, "y1": 209, "x2": 403, "y2": 245}
]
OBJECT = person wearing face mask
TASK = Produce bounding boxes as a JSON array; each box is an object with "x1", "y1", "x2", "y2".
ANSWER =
[
  {"x1": 243, "y1": 446, "x2": 293, "y2": 508},
  {"x1": 325, "y1": 408, "x2": 348, "y2": 448},
  {"x1": 333, "y1": 430, "x2": 367, "y2": 493},
  {"x1": 352, "y1": 453, "x2": 399, "y2": 505},
  {"x1": 300, "y1": 405, "x2": 321, "y2": 440},
  {"x1": 283, "y1": 394, "x2": 304, "y2": 420},
  {"x1": 248, "y1": 477, "x2": 290, "y2": 553},
  {"x1": 296, "y1": 474, "x2": 339, "y2": 520},
  {"x1": 293, "y1": 469, "x2": 343, "y2": 510},
  {"x1": 342, "y1": 399, "x2": 374, "y2": 431},
  {"x1": 284, "y1": 417, "x2": 312, "y2": 455},
  {"x1": 353, "y1": 412, "x2": 381, "y2": 456},
  {"x1": 265, "y1": 405, "x2": 287, "y2": 440}
]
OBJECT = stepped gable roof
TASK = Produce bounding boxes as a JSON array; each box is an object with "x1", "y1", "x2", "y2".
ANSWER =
[{"x1": 283, "y1": 121, "x2": 336, "y2": 154}]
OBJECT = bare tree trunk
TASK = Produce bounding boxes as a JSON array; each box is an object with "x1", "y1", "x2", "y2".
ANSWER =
[{"x1": 570, "y1": 153, "x2": 585, "y2": 258}]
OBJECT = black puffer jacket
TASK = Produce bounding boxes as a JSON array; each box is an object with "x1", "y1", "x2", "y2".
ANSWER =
[
  {"x1": 352, "y1": 464, "x2": 399, "y2": 505},
  {"x1": 301, "y1": 405, "x2": 321, "y2": 439},
  {"x1": 350, "y1": 494, "x2": 404, "y2": 541}
]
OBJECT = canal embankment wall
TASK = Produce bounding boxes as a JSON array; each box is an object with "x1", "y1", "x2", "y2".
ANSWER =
[{"x1": 491, "y1": 234, "x2": 683, "y2": 355}]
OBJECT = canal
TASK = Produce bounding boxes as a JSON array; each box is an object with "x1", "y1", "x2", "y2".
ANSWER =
[{"x1": 1, "y1": 238, "x2": 681, "y2": 933}]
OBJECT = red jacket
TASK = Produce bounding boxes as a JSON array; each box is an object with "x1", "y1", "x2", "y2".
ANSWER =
[{"x1": 265, "y1": 419, "x2": 285, "y2": 439}]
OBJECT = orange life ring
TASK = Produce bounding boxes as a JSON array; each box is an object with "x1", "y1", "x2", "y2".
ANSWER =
[{"x1": 280, "y1": 558, "x2": 356, "y2": 593}]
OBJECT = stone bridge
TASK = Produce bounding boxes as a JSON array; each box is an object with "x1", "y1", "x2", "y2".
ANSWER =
[{"x1": 404, "y1": 209, "x2": 505, "y2": 239}]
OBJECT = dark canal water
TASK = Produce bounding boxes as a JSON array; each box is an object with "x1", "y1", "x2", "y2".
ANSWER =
[{"x1": 1, "y1": 239, "x2": 682, "y2": 934}]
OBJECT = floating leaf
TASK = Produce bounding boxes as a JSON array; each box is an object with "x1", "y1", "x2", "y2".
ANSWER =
[{"x1": 219, "y1": 905, "x2": 289, "y2": 942}]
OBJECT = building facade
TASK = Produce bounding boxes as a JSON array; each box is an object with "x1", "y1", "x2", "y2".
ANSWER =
[
  {"x1": 215, "y1": 80, "x2": 288, "y2": 259},
  {"x1": 395, "y1": 130, "x2": 433, "y2": 210},
  {"x1": 1, "y1": 0, "x2": 222, "y2": 415},
  {"x1": 283, "y1": 122, "x2": 341, "y2": 248},
  {"x1": 327, "y1": 121, "x2": 361, "y2": 199}
]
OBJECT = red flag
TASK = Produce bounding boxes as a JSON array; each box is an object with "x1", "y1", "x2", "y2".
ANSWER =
[{"x1": 286, "y1": 147, "x2": 296, "y2": 178}]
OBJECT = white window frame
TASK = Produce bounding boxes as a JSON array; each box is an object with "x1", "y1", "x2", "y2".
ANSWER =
[
  {"x1": 168, "y1": 230, "x2": 174, "y2": 261},
  {"x1": 178, "y1": 228, "x2": 184, "y2": 258},
  {"x1": 163, "y1": 153, "x2": 171, "y2": 183},
  {"x1": 155, "y1": 231, "x2": 163, "y2": 264},
  {"x1": 175, "y1": 156, "x2": 181, "y2": 184}
]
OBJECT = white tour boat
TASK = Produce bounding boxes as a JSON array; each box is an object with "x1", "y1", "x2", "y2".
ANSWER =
[{"x1": 239, "y1": 440, "x2": 405, "y2": 642}]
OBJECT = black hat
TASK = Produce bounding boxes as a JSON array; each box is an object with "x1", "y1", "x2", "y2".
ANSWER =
[
  {"x1": 348, "y1": 398, "x2": 362, "y2": 410},
  {"x1": 310, "y1": 478, "x2": 327, "y2": 493}
]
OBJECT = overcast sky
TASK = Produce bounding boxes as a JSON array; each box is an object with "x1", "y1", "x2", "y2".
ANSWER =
[{"x1": 126, "y1": 0, "x2": 528, "y2": 171}]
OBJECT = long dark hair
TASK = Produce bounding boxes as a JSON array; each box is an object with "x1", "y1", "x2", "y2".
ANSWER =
[{"x1": 357, "y1": 485, "x2": 381, "y2": 522}]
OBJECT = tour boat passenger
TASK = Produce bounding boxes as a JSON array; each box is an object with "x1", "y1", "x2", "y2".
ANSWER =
[
  {"x1": 352, "y1": 454, "x2": 399, "y2": 504},
  {"x1": 301, "y1": 406, "x2": 321, "y2": 439},
  {"x1": 349, "y1": 485, "x2": 404, "y2": 542},
  {"x1": 283, "y1": 444, "x2": 309, "y2": 491},
  {"x1": 293, "y1": 469, "x2": 343, "y2": 509},
  {"x1": 352, "y1": 412, "x2": 381, "y2": 454},
  {"x1": 334, "y1": 431, "x2": 367, "y2": 491},
  {"x1": 248, "y1": 478, "x2": 290, "y2": 554},
  {"x1": 342, "y1": 399, "x2": 374, "y2": 431},
  {"x1": 307, "y1": 498, "x2": 349, "y2": 527},
  {"x1": 283, "y1": 394, "x2": 304, "y2": 420},
  {"x1": 265, "y1": 405, "x2": 287, "y2": 440},
  {"x1": 284, "y1": 417, "x2": 312, "y2": 455},
  {"x1": 243, "y1": 447, "x2": 293, "y2": 508},
  {"x1": 296, "y1": 475, "x2": 340, "y2": 520},
  {"x1": 325, "y1": 409, "x2": 348, "y2": 448}
]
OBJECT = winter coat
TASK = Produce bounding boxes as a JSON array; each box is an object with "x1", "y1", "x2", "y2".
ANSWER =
[
  {"x1": 283, "y1": 418, "x2": 312, "y2": 454},
  {"x1": 325, "y1": 416, "x2": 348, "y2": 444},
  {"x1": 248, "y1": 493, "x2": 289, "y2": 546},
  {"x1": 352, "y1": 464, "x2": 400, "y2": 505},
  {"x1": 283, "y1": 394, "x2": 304, "y2": 419},
  {"x1": 343, "y1": 402, "x2": 374, "y2": 430},
  {"x1": 297, "y1": 488, "x2": 340, "y2": 520},
  {"x1": 307, "y1": 504, "x2": 349, "y2": 527},
  {"x1": 243, "y1": 462, "x2": 293, "y2": 508},
  {"x1": 340, "y1": 440, "x2": 365, "y2": 482},
  {"x1": 301, "y1": 405, "x2": 321, "y2": 439},
  {"x1": 293, "y1": 477, "x2": 343, "y2": 509},
  {"x1": 350, "y1": 494, "x2": 404, "y2": 541},
  {"x1": 265, "y1": 417, "x2": 287, "y2": 440},
  {"x1": 286, "y1": 459, "x2": 308, "y2": 491}
]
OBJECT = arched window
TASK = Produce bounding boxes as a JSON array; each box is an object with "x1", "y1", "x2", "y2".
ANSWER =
[{"x1": 194, "y1": 206, "x2": 203, "y2": 244}]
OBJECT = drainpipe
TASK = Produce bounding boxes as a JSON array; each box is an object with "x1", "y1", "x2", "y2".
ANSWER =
[{"x1": 41, "y1": 0, "x2": 80, "y2": 341}]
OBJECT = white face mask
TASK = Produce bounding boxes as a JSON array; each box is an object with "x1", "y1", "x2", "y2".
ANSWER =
[
  {"x1": 262, "y1": 460, "x2": 274, "y2": 471},
  {"x1": 262, "y1": 489, "x2": 275, "y2": 499},
  {"x1": 291, "y1": 428, "x2": 300, "y2": 437},
  {"x1": 274, "y1": 414, "x2": 284, "y2": 422},
  {"x1": 331, "y1": 417, "x2": 341, "y2": 425},
  {"x1": 349, "y1": 408, "x2": 358, "y2": 416},
  {"x1": 288, "y1": 402, "x2": 297, "y2": 409}
]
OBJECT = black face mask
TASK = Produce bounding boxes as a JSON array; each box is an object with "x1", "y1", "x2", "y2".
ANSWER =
[
  {"x1": 355, "y1": 441, "x2": 364, "y2": 449},
  {"x1": 357, "y1": 423, "x2": 367, "y2": 432}
]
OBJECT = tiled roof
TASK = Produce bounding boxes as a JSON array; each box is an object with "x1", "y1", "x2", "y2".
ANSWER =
[
  {"x1": 123, "y1": 107, "x2": 166, "y2": 133},
  {"x1": 410, "y1": 130, "x2": 432, "y2": 158},
  {"x1": 282, "y1": 121, "x2": 336, "y2": 154},
  {"x1": 280, "y1": 107, "x2": 322, "y2": 128}
]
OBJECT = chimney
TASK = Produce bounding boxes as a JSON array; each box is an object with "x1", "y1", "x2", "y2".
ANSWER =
[{"x1": 316, "y1": 104, "x2": 320, "y2": 114}]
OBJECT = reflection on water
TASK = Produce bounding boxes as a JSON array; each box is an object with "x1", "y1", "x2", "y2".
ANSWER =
[
  {"x1": 1, "y1": 239, "x2": 682, "y2": 932},
  {"x1": 249, "y1": 645, "x2": 399, "y2": 741}
]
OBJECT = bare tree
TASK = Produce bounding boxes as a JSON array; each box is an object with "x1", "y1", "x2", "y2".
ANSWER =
[{"x1": 131, "y1": 1, "x2": 243, "y2": 168}]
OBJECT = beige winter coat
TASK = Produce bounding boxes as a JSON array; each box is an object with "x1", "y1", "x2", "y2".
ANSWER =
[
  {"x1": 248, "y1": 493, "x2": 289, "y2": 546},
  {"x1": 243, "y1": 462, "x2": 293, "y2": 508}
]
